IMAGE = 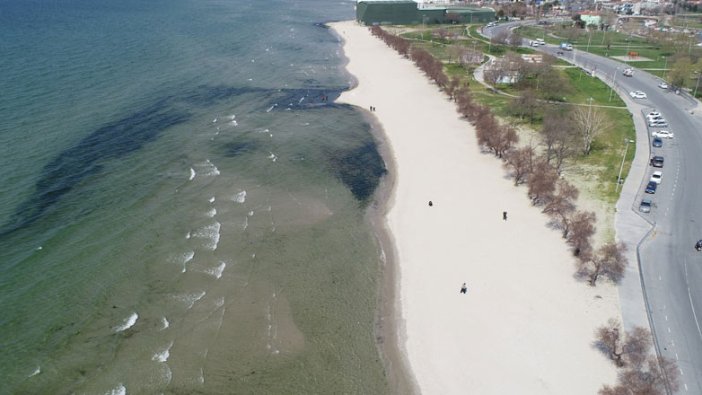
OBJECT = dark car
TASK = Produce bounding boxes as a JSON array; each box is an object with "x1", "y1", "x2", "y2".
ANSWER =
[
  {"x1": 696, "y1": 240, "x2": 702, "y2": 251},
  {"x1": 639, "y1": 199, "x2": 652, "y2": 213},
  {"x1": 652, "y1": 137, "x2": 663, "y2": 148},
  {"x1": 650, "y1": 156, "x2": 664, "y2": 168},
  {"x1": 645, "y1": 181, "x2": 658, "y2": 194}
]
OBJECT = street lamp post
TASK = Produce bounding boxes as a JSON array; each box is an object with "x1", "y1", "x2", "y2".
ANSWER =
[{"x1": 616, "y1": 139, "x2": 636, "y2": 192}]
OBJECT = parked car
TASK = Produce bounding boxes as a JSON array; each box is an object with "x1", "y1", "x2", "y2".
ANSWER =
[
  {"x1": 652, "y1": 130, "x2": 674, "y2": 139},
  {"x1": 652, "y1": 137, "x2": 663, "y2": 147},
  {"x1": 535, "y1": 38, "x2": 545, "y2": 45},
  {"x1": 647, "y1": 114, "x2": 664, "y2": 122},
  {"x1": 696, "y1": 239, "x2": 702, "y2": 251},
  {"x1": 629, "y1": 90, "x2": 647, "y2": 99},
  {"x1": 648, "y1": 120, "x2": 669, "y2": 127},
  {"x1": 650, "y1": 156, "x2": 664, "y2": 167},
  {"x1": 650, "y1": 171, "x2": 663, "y2": 184},
  {"x1": 658, "y1": 81, "x2": 669, "y2": 89},
  {"x1": 639, "y1": 199, "x2": 652, "y2": 213},
  {"x1": 645, "y1": 181, "x2": 658, "y2": 194},
  {"x1": 647, "y1": 111, "x2": 661, "y2": 118}
]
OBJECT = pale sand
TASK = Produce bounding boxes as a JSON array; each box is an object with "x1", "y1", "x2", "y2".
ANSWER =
[{"x1": 331, "y1": 21, "x2": 621, "y2": 394}]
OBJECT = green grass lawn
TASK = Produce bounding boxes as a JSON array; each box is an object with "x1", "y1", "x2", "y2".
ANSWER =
[{"x1": 393, "y1": 24, "x2": 636, "y2": 203}]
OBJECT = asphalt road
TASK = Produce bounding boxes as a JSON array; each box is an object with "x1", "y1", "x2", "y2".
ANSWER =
[{"x1": 483, "y1": 23, "x2": 702, "y2": 393}]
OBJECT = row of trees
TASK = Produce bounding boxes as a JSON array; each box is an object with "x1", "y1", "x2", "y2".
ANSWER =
[
  {"x1": 596, "y1": 319, "x2": 679, "y2": 394},
  {"x1": 371, "y1": 26, "x2": 625, "y2": 287},
  {"x1": 372, "y1": 24, "x2": 679, "y2": 394}
]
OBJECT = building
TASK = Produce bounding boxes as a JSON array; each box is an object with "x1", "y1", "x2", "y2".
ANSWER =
[{"x1": 356, "y1": 0, "x2": 495, "y2": 25}]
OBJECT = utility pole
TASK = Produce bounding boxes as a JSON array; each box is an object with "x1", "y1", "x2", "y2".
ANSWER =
[{"x1": 616, "y1": 139, "x2": 635, "y2": 192}]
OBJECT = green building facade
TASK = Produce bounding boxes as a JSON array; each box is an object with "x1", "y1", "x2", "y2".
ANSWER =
[{"x1": 356, "y1": 1, "x2": 495, "y2": 26}]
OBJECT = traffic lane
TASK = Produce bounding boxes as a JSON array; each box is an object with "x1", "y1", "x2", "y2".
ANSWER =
[{"x1": 641, "y1": 236, "x2": 702, "y2": 392}]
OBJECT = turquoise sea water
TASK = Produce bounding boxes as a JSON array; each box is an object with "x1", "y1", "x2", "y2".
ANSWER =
[{"x1": 0, "y1": 0, "x2": 389, "y2": 393}]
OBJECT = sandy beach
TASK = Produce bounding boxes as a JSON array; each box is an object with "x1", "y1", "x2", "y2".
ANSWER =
[{"x1": 331, "y1": 20, "x2": 621, "y2": 394}]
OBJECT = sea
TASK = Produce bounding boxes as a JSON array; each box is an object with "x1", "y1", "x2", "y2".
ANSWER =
[{"x1": 0, "y1": 0, "x2": 391, "y2": 393}]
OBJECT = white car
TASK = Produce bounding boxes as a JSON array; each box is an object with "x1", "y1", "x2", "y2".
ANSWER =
[
  {"x1": 650, "y1": 171, "x2": 663, "y2": 184},
  {"x1": 649, "y1": 120, "x2": 668, "y2": 127},
  {"x1": 629, "y1": 91, "x2": 647, "y2": 99},
  {"x1": 658, "y1": 82, "x2": 669, "y2": 89},
  {"x1": 535, "y1": 38, "x2": 545, "y2": 45},
  {"x1": 652, "y1": 130, "x2": 674, "y2": 139},
  {"x1": 623, "y1": 68, "x2": 634, "y2": 76},
  {"x1": 646, "y1": 111, "x2": 662, "y2": 119}
]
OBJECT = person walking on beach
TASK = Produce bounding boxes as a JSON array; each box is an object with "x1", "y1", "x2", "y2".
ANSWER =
[
  {"x1": 460, "y1": 283, "x2": 467, "y2": 294},
  {"x1": 503, "y1": 211, "x2": 507, "y2": 221},
  {"x1": 428, "y1": 200, "x2": 433, "y2": 207}
]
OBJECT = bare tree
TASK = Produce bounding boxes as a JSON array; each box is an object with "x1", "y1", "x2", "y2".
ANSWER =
[
  {"x1": 491, "y1": 30, "x2": 509, "y2": 46},
  {"x1": 668, "y1": 56, "x2": 692, "y2": 89},
  {"x1": 504, "y1": 145, "x2": 536, "y2": 185},
  {"x1": 572, "y1": 104, "x2": 608, "y2": 155},
  {"x1": 600, "y1": 355, "x2": 680, "y2": 395},
  {"x1": 542, "y1": 179, "x2": 579, "y2": 237},
  {"x1": 509, "y1": 89, "x2": 541, "y2": 123},
  {"x1": 508, "y1": 30, "x2": 523, "y2": 48},
  {"x1": 527, "y1": 159, "x2": 558, "y2": 205},
  {"x1": 542, "y1": 109, "x2": 577, "y2": 173},
  {"x1": 579, "y1": 241, "x2": 627, "y2": 285},
  {"x1": 596, "y1": 318, "x2": 625, "y2": 367},
  {"x1": 475, "y1": 112, "x2": 510, "y2": 156},
  {"x1": 595, "y1": 319, "x2": 652, "y2": 368},
  {"x1": 447, "y1": 44, "x2": 466, "y2": 64},
  {"x1": 622, "y1": 326, "x2": 652, "y2": 368},
  {"x1": 566, "y1": 210, "x2": 596, "y2": 257}
]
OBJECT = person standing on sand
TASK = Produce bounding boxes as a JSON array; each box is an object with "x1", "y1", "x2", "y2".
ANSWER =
[
  {"x1": 460, "y1": 283, "x2": 467, "y2": 294},
  {"x1": 428, "y1": 201, "x2": 433, "y2": 207},
  {"x1": 503, "y1": 211, "x2": 507, "y2": 221}
]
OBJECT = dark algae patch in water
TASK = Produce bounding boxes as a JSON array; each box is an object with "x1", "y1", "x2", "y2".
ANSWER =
[{"x1": 328, "y1": 141, "x2": 387, "y2": 204}]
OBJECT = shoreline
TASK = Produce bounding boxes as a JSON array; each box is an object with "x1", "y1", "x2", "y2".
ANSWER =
[
  {"x1": 329, "y1": 23, "x2": 419, "y2": 395},
  {"x1": 331, "y1": 20, "x2": 620, "y2": 394}
]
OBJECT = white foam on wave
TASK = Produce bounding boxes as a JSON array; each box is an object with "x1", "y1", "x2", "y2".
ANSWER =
[
  {"x1": 198, "y1": 368, "x2": 205, "y2": 384},
  {"x1": 233, "y1": 191, "x2": 246, "y2": 203},
  {"x1": 194, "y1": 222, "x2": 220, "y2": 251},
  {"x1": 248, "y1": 211, "x2": 254, "y2": 217},
  {"x1": 176, "y1": 291, "x2": 206, "y2": 309},
  {"x1": 162, "y1": 365, "x2": 173, "y2": 385},
  {"x1": 215, "y1": 297, "x2": 225, "y2": 308},
  {"x1": 268, "y1": 152, "x2": 277, "y2": 162},
  {"x1": 206, "y1": 207, "x2": 217, "y2": 218},
  {"x1": 209, "y1": 196, "x2": 216, "y2": 203},
  {"x1": 28, "y1": 366, "x2": 41, "y2": 377},
  {"x1": 266, "y1": 104, "x2": 277, "y2": 113},
  {"x1": 113, "y1": 312, "x2": 138, "y2": 333},
  {"x1": 195, "y1": 160, "x2": 220, "y2": 177},
  {"x1": 212, "y1": 118, "x2": 217, "y2": 123},
  {"x1": 243, "y1": 217, "x2": 248, "y2": 230},
  {"x1": 185, "y1": 231, "x2": 191, "y2": 240},
  {"x1": 189, "y1": 168, "x2": 196, "y2": 181},
  {"x1": 152, "y1": 341, "x2": 174, "y2": 363},
  {"x1": 105, "y1": 383, "x2": 126, "y2": 395},
  {"x1": 172, "y1": 250, "x2": 195, "y2": 273},
  {"x1": 206, "y1": 261, "x2": 227, "y2": 279},
  {"x1": 160, "y1": 316, "x2": 170, "y2": 330},
  {"x1": 228, "y1": 114, "x2": 236, "y2": 120}
]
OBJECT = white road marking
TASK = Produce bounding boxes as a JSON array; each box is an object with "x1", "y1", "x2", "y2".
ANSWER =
[
  {"x1": 666, "y1": 315, "x2": 668, "y2": 321},
  {"x1": 676, "y1": 352, "x2": 679, "y2": 360},
  {"x1": 684, "y1": 257, "x2": 702, "y2": 341},
  {"x1": 668, "y1": 327, "x2": 671, "y2": 333}
]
